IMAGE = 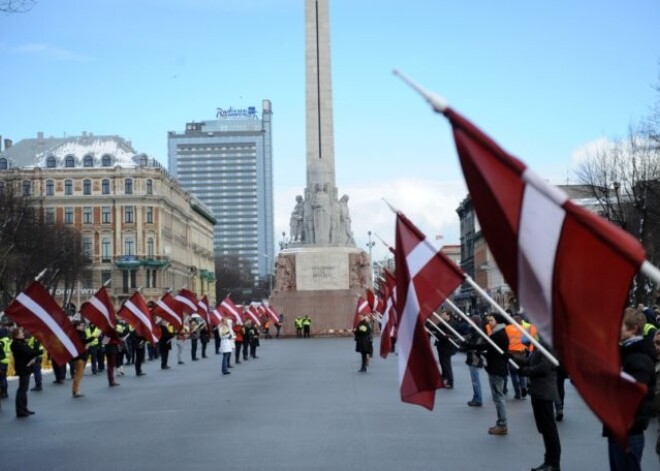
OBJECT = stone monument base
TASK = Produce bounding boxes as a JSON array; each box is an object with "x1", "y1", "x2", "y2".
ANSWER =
[{"x1": 269, "y1": 246, "x2": 371, "y2": 336}]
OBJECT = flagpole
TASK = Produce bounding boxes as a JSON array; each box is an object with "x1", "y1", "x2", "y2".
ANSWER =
[
  {"x1": 443, "y1": 298, "x2": 520, "y2": 369},
  {"x1": 464, "y1": 275, "x2": 559, "y2": 367},
  {"x1": 392, "y1": 69, "x2": 448, "y2": 114},
  {"x1": 424, "y1": 326, "x2": 461, "y2": 350},
  {"x1": 431, "y1": 312, "x2": 465, "y2": 342},
  {"x1": 641, "y1": 260, "x2": 660, "y2": 287},
  {"x1": 34, "y1": 268, "x2": 48, "y2": 282}
]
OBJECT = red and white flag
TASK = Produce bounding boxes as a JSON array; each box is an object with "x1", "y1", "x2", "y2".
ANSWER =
[
  {"x1": 263, "y1": 304, "x2": 280, "y2": 324},
  {"x1": 220, "y1": 296, "x2": 243, "y2": 325},
  {"x1": 118, "y1": 292, "x2": 160, "y2": 344},
  {"x1": 366, "y1": 288, "x2": 384, "y2": 315},
  {"x1": 4, "y1": 281, "x2": 85, "y2": 365},
  {"x1": 197, "y1": 295, "x2": 211, "y2": 329},
  {"x1": 151, "y1": 292, "x2": 184, "y2": 331},
  {"x1": 394, "y1": 212, "x2": 464, "y2": 410},
  {"x1": 445, "y1": 106, "x2": 647, "y2": 442},
  {"x1": 175, "y1": 288, "x2": 198, "y2": 315},
  {"x1": 245, "y1": 305, "x2": 262, "y2": 326},
  {"x1": 379, "y1": 275, "x2": 398, "y2": 359},
  {"x1": 353, "y1": 296, "x2": 372, "y2": 328},
  {"x1": 209, "y1": 308, "x2": 224, "y2": 328},
  {"x1": 80, "y1": 287, "x2": 119, "y2": 342}
]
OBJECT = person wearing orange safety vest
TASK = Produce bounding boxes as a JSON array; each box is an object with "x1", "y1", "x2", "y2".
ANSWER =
[{"x1": 505, "y1": 315, "x2": 530, "y2": 399}]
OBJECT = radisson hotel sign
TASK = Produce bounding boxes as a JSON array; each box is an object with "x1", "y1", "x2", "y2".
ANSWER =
[{"x1": 216, "y1": 106, "x2": 259, "y2": 120}]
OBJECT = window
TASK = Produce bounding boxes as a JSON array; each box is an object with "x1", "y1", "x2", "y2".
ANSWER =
[
  {"x1": 146, "y1": 269, "x2": 157, "y2": 288},
  {"x1": 101, "y1": 237, "x2": 112, "y2": 262},
  {"x1": 101, "y1": 206, "x2": 112, "y2": 224},
  {"x1": 83, "y1": 207, "x2": 93, "y2": 224},
  {"x1": 0, "y1": 158, "x2": 7, "y2": 170},
  {"x1": 44, "y1": 207, "x2": 55, "y2": 224},
  {"x1": 145, "y1": 206, "x2": 153, "y2": 224},
  {"x1": 147, "y1": 237, "x2": 154, "y2": 257},
  {"x1": 83, "y1": 155, "x2": 94, "y2": 167},
  {"x1": 65, "y1": 155, "x2": 75, "y2": 168},
  {"x1": 122, "y1": 270, "x2": 137, "y2": 293},
  {"x1": 83, "y1": 179, "x2": 92, "y2": 195},
  {"x1": 22, "y1": 180, "x2": 31, "y2": 196},
  {"x1": 64, "y1": 179, "x2": 73, "y2": 195},
  {"x1": 101, "y1": 271, "x2": 112, "y2": 286},
  {"x1": 64, "y1": 207, "x2": 74, "y2": 224},
  {"x1": 124, "y1": 206, "x2": 134, "y2": 223},
  {"x1": 101, "y1": 154, "x2": 112, "y2": 167},
  {"x1": 45, "y1": 180, "x2": 54, "y2": 196},
  {"x1": 146, "y1": 179, "x2": 153, "y2": 195},
  {"x1": 124, "y1": 178, "x2": 133, "y2": 194},
  {"x1": 46, "y1": 156, "x2": 57, "y2": 168},
  {"x1": 102, "y1": 179, "x2": 110, "y2": 195},
  {"x1": 83, "y1": 237, "x2": 93, "y2": 260},
  {"x1": 139, "y1": 155, "x2": 148, "y2": 166},
  {"x1": 124, "y1": 236, "x2": 135, "y2": 255}
]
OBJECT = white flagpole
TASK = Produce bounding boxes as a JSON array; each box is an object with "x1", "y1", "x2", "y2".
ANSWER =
[
  {"x1": 431, "y1": 312, "x2": 465, "y2": 342},
  {"x1": 465, "y1": 275, "x2": 559, "y2": 366}
]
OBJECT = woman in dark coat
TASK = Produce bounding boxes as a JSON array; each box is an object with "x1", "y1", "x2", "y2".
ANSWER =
[
  {"x1": 10, "y1": 327, "x2": 39, "y2": 418},
  {"x1": 354, "y1": 315, "x2": 373, "y2": 373}
]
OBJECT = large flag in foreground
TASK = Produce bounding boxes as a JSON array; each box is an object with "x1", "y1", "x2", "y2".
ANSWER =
[
  {"x1": 444, "y1": 106, "x2": 647, "y2": 442},
  {"x1": 118, "y1": 292, "x2": 160, "y2": 344},
  {"x1": 80, "y1": 287, "x2": 119, "y2": 341},
  {"x1": 4, "y1": 282, "x2": 85, "y2": 365},
  {"x1": 394, "y1": 212, "x2": 463, "y2": 409}
]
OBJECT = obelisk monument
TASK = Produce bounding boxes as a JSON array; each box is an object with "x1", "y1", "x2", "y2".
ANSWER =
[{"x1": 269, "y1": 0, "x2": 371, "y2": 335}]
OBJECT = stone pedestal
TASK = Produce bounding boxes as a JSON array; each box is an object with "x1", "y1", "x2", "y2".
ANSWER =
[{"x1": 269, "y1": 247, "x2": 371, "y2": 336}]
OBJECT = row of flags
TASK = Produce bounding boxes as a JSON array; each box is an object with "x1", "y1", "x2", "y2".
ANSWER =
[
  {"x1": 4, "y1": 283, "x2": 279, "y2": 368},
  {"x1": 364, "y1": 74, "x2": 654, "y2": 445}
]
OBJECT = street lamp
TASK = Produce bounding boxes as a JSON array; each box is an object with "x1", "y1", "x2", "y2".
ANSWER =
[{"x1": 366, "y1": 231, "x2": 375, "y2": 287}]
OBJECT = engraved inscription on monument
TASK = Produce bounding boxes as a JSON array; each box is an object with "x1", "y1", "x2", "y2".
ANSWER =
[{"x1": 296, "y1": 251, "x2": 349, "y2": 291}]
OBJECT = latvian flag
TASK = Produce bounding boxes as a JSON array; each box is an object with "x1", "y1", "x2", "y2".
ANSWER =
[
  {"x1": 118, "y1": 292, "x2": 160, "y2": 344},
  {"x1": 353, "y1": 296, "x2": 371, "y2": 328},
  {"x1": 151, "y1": 292, "x2": 184, "y2": 331},
  {"x1": 197, "y1": 295, "x2": 211, "y2": 329},
  {"x1": 209, "y1": 307, "x2": 224, "y2": 328},
  {"x1": 220, "y1": 296, "x2": 243, "y2": 325},
  {"x1": 4, "y1": 281, "x2": 85, "y2": 365},
  {"x1": 80, "y1": 286, "x2": 120, "y2": 342},
  {"x1": 245, "y1": 305, "x2": 261, "y2": 326},
  {"x1": 263, "y1": 304, "x2": 280, "y2": 324},
  {"x1": 444, "y1": 105, "x2": 648, "y2": 443},
  {"x1": 175, "y1": 288, "x2": 198, "y2": 315}
]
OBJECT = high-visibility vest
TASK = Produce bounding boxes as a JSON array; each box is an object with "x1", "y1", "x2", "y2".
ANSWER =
[
  {"x1": 86, "y1": 327, "x2": 101, "y2": 347},
  {"x1": 505, "y1": 324, "x2": 527, "y2": 353},
  {"x1": 0, "y1": 337, "x2": 11, "y2": 365}
]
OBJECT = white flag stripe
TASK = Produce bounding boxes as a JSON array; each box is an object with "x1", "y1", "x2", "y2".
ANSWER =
[
  {"x1": 198, "y1": 301, "x2": 209, "y2": 313},
  {"x1": 397, "y1": 281, "x2": 421, "y2": 385},
  {"x1": 221, "y1": 300, "x2": 240, "y2": 316},
  {"x1": 125, "y1": 300, "x2": 152, "y2": 330},
  {"x1": 156, "y1": 299, "x2": 182, "y2": 325},
  {"x1": 17, "y1": 293, "x2": 79, "y2": 357},
  {"x1": 406, "y1": 240, "x2": 436, "y2": 278},
  {"x1": 523, "y1": 169, "x2": 569, "y2": 207},
  {"x1": 176, "y1": 295, "x2": 197, "y2": 312},
  {"x1": 89, "y1": 296, "x2": 112, "y2": 325},
  {"x1": 519, "y1": 179, "x2": 564, "y2": 342}
]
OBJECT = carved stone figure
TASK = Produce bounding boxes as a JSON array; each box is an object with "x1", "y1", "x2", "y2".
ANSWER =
[
  {"x1": 338, "y1": 194, "x2": 354, "y2": 246},
  {"x1": 312, "y1": 183, "x2": 331, "y2": 245},
  {"x1": 289, "y1": 195, "x2": 305, "y2": 242}
]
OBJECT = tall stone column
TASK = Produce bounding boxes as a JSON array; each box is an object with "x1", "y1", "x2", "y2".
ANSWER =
[{"x1": 305, "y1": 0, "x2": 336, "y2": 196}]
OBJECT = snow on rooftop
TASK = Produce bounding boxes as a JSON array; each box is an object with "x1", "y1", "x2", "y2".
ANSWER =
[{"x1": 33, "y1": 136, "x2": 139, "y2": 167}]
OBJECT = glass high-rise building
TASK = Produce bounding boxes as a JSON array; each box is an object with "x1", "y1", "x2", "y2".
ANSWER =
[{"x1": 167, "y1": 100, "x2": 274, "y2": 280}]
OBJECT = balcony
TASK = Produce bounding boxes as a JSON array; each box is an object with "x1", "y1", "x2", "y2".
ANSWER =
[{"x1": 113, "y1": 254, "x2": 170, "y2": 269}]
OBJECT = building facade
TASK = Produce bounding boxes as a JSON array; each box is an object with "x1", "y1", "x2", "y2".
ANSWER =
[
  {"x1": 0, "y1": 134, "x2": 216, "y2": 307},
  {"x1": 167, "y1": 100, "x2": 274, "y2": 282}
]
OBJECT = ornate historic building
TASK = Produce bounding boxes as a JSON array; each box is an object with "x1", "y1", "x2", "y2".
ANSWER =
[{"x1": 0, "y1": 133, "x2": 216, "y2": 307}]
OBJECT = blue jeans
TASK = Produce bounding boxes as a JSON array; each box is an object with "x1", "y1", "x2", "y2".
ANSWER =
[
  {"x1": 508, "y1": 359, "x2": 526, "y2": 397},
  {"x1": 607, "y1": 434, "x2": 644, "y2": 471},
  {"x1": 469, "y1": 366, "x2": 482, "y2": 403},
  {"x1": 488, "y1": 374, "x2": 507, "y2": 427},
  {"x1": 221, "y1": 352, "x2": 231, "y2": 374}
]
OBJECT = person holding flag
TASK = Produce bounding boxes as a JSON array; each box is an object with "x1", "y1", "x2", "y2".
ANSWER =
[
  {"x1": 354, "y1": 314, "x2": 373, "y2": 373},
  {"x1": 71, "y1": 320, "x2": 93, "y2": 398},
  {"x1": 10, "y1": 326, "x2": 39, "y2": 417}
]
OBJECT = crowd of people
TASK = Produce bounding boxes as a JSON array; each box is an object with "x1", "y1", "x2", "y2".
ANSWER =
[
  {"x1": 0, "y1": 315, "x2": 270, "y2": 419},
  {"x1": 426, "y1": 305, "x2": 660, "y2": 471}
]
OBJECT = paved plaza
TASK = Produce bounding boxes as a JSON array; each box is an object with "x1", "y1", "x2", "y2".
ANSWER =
[{"x1": 1, "y1": 337, "x2": 658, "y2": 470}]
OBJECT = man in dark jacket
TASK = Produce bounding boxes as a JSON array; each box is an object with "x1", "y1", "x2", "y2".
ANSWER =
[
  {"x1": 517, "y1": 338, "x2": 561, "y2": 471},
  {"x1": 604, "y1": 308, "x2": 656, "y2": 470},
  {"x1": 10, "y1": 327, "x2": 39, "y2": 417},
  {"x1": 484, "y1": 313, "x2": 509, "y2": 436}
]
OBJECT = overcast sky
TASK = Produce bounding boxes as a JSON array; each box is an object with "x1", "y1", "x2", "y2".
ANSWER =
[{"x1": 1, "y1": 0, "x2": 659, "y2": 261}]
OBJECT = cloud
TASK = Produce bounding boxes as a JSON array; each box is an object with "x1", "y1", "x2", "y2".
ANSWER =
[
  {"x1": 570, "y1": 137, "x2": 617, "y2": 166},
  {"x1": 274, "y1": 178, "x2": 467, "y2": 262},
  {"x1": 12, "y1": 43, "x2": 92, "y2": 62}
]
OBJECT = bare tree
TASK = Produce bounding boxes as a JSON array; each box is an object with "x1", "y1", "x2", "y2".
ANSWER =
[
  {"x1": 0, "y1": 0, "x2": 36, "y2": 13},
  {"x1": 576, "y1": 80, "x2": 660, "y2": 304}
]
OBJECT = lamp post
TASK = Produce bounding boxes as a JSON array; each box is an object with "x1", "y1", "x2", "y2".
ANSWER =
[{"x1": 366, "y1": 231, "x2": 375, "y2": 287}]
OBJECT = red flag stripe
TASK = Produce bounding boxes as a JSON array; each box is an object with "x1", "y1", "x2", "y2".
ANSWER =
[
  {"x1": 155, "y1": 299, "x2": 182, "y2": 326},
  {"x1": 15, "y1": 292, "x2": 81, "y2": 358}
]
